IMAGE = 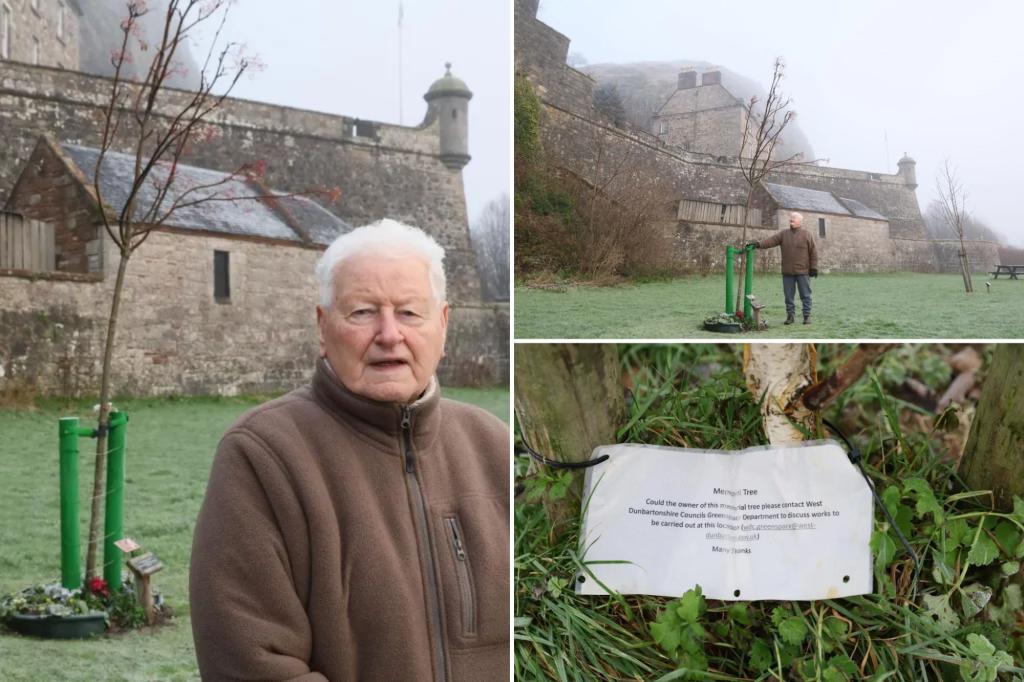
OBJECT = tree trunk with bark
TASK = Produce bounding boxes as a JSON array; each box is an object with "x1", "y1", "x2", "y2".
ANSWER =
[
  {"x1": 959, "y1": 345, "x2": 1024, "y2": 511},
  {"x1": 85, "y1": 250, "x2": 130, "y2": 581},
  {"x1": 742, "y1": 343, "x2": 817, "y2": 445},
  {"x1": 515, "y1": 344, "x2": 624, "y2": 527}
]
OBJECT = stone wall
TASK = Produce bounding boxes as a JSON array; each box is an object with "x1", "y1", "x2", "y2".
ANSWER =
[
  {"x1": 0, "y1": 228, "x2": 509, "y2": 397},
  {"x1": 0, "y1": 0, "x2": 79, "y2": 69},
  {"x1": 513, "y1": 0, "x2": 595, "y2": 115},
  {"x1": 0, "y1": 59, "x2": 508, "y2": 393},
  {"x1": 0, "y1": 60, "x2": 482, "y2": 304}
]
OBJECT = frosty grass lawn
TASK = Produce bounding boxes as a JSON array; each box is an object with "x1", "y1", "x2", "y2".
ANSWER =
[
  {"x1": 515, "y1": 272, "x2": 1024, "y2": 339},
  {"x1": 0, "y1": 387, "x2": 507, "y2": 681}
]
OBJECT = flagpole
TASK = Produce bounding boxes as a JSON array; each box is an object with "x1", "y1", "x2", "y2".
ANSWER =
[{"x1": 398, "y1": 1, "x2": 404, "y2": 125}]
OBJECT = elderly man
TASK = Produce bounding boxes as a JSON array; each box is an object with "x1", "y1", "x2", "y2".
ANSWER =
[
  {"x1": 747, "y1": 211, "x2": 818, "y2": 324},
  {"x1": 189, "y1": 219, "x2": 509, "y2": 681}
]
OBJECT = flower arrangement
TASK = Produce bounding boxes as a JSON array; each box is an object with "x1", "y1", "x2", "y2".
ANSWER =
[{"x1": 1, "y1": 576, "x2": 167, "y2": 631}]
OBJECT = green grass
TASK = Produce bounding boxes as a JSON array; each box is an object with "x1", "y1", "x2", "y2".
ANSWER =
[
  {"x1": 515, "y1": 273, "x2": 1024, "y2": 338},
  {"x1": 0, "y1": 386, "x2": 507, "y2": 681},
  {"x1": 515, "y1": 344, "x2": 1024, "y2": 680}
]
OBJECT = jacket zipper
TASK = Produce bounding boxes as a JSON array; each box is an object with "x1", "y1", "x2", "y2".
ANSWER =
[
  {"x1": 445, "y1": 516, "x2": 477, "y2": 637},
  {"x1": 401, "y1": 405, "x2": 449, "y2": 681}
]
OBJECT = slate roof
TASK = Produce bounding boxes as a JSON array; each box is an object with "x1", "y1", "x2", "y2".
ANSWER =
[
  {"x1": 836, "y1": 196, "x2": 887, "y2": 221},
  {"x1": 762, "y1": 182, "x2": 887, "y2": 222},
  {"x1": 60, "y1": 143, "x2": 350, "y2": 245}
]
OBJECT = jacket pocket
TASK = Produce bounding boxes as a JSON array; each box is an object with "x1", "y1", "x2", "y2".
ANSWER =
[{"x1": 444, "y1": 515, "x2": 477, "y2": 637}]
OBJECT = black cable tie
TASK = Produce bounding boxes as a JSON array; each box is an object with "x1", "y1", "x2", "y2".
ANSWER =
[
  {"x1": 519, "y1": 440, "x2": 609, "y2": 470},
  {"x1": 821, "y1": 418, "x2": 920, "y2": 575},
  {"x1": 514, "y1": 408, "x2": 611, "y2": 470},
  {"x1": 96, "y1": 423, "x2": 109, "y2": 439}
]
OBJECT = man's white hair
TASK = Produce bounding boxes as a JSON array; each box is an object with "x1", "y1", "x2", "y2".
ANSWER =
[
  {"x1": 790, "y1": 212, "x2": 804, "y2": 223},
  {"x1": 315, "y1": 218, "x2": 447, "y2": 308}
]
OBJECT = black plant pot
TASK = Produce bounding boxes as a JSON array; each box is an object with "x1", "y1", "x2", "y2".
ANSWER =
[
  {"x1": 6, "y1": 612, "x2": 107, "y2": 639},
  {"x1": 703, "y1": 321, "x2": 742, "y2": 333}
]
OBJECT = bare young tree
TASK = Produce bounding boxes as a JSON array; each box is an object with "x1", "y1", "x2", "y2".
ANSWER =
[
  {"x1": 935, "y1": 159, "x2": 974, "y2": 293},
  {"x1": 84, "y1": 0, "x2": 337, "y2": 581},
  {"x1": 734, "y1": 58, "x2": 805, "y2": 312},
  {"x1": 472, "y1": 194, "x2": 510, "y2": 301}
]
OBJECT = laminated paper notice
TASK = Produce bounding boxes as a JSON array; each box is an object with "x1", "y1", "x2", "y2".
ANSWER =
[{"x1": 578, "y1": 440, "x2": 872, "y2": 601}]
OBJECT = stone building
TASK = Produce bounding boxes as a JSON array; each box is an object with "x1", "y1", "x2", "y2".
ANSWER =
[
  {"x1": 2, "y1": 136, "x2": 352, "y2": 396},
  {"x1": 653, "y1": 69, "x2": 753, "y2": 156},
  {"x1": 0, "y1": 0, "x2": 80, "y2": 69},
  {"x1": 515, "y1": 0, "x2": 1000, "y2": 275},
  {"x1": 0, "y1": 10, "x2": 507, "y2": 397}
]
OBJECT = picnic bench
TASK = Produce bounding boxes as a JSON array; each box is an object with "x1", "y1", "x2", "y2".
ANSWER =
[{"x1": 990, "y1": 265, "x2": 1024, "y2": 279}]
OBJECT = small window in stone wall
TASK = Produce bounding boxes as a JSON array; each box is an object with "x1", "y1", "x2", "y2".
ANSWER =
[
  {"x1": 57, "y1": 1, "x2": 65, "y2": 41},
  {"x1": 214, "y1": 250, "x2": 230, "y2": 301},
  {"x1": 818, "y1": 217, "x2": 826, "y2": 238}
]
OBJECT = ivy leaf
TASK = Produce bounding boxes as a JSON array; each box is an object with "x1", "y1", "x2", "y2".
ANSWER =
[
  {"x1": 546, "y1": 576, "x2": 568, "y2": 598},
  {"x1": 922, "y1": 594, "x2": 960, "y2": 633},
  {"x1": 932, "y1": 548, "x2": 956, "y2": 586},
  {"x1": 748, "y1": 638, "x2": 772, "y2": 672},
  {"x1": 823, "y1": 654, "x2": 858, "y2": 681},
  {"x1": 872, "y1": 530, "x2": 897, "y2": 570},
  {"x1": 946, "y1": 518, "x2": 971, "y2": 547},
  {"x1": 728, "y1": 602, "x2": 751, "y2": 626},
  {"x1": 992, "y1": 521, "x2": 1021, "y2": 558},
  {"x1": 960, "y1": 634, "x2": 1013, "y2": 682},
  {"x1": 778, "y1": 616, "x2": 808, "y2": 646},
  {"x1": 676, "y1": 585, "x2": 706, "y2": 623},
  {"x1": 959, "y1": 583, "x2": 993, "y2": 618},
  {"x1": 985, "y1": 584, "x2": 1023, "y2": 629},
  {"x1": 967, "y1": 533, "x2": 1000, "y2": 567},
  {"x1": 881, "y1": 485, "x2": 901, "y2": 517},
  {"x1": 1011, "y1": 496, "x2": 1024, "y2": 527},
  {"x1": 903, "y1": 477, "x2": 944, "y2": 525},
  {"x1": 824, "y1": 616, "x2": 849, "y2": 642},
  {"x1": 650, "y1": 619, "x2": 681, "y2": 656}
]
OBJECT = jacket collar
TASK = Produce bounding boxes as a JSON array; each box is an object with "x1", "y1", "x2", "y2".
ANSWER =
[{"x1": 310, "y1": 356, "x2": 442, "y2": 452}]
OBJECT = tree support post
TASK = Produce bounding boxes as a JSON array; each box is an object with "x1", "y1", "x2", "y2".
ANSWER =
[
  {"x1": 744, "y1": 243, "x2": 755, "y2": 321},
  {"x1": 58, "y1": 417, "x2": 93, "y2": 590},
  {"x1": 725, "y1": 246, "x2": 735, "y2": 314},
  {"x1": 103, "y1": 411, "x2": 129, "y2": 590}
]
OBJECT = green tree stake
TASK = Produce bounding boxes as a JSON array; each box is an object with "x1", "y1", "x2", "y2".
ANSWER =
[
  {"x1": 103, "y1": 411, "x2": 129, "y2": 590},
  {"x1": 58, "y1": 417, "x2": 82, "y2": 590},
  {"x1": 725, "y1": 246, "x2": 735, "y2": 314},
  {"x1": 744, "y1": 243, "x2": 755, "y2": 321}
]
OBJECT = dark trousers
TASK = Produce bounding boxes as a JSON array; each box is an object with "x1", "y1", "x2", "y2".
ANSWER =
[{"x1": 782, "y1": 274, "x2": 812, "y2": 316}]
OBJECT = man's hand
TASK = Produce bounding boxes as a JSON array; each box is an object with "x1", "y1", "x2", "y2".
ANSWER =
[
  {"x1": 744, "y1": 241, "x2": 758, "y2": 250},
  {"x1": 809, "y1": 268, "x2": 818, "y2": 278}
]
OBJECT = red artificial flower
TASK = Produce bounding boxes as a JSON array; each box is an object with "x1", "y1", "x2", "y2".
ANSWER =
[{"x1": 88, "y1": 577, "x2": 110, "y2": 599}]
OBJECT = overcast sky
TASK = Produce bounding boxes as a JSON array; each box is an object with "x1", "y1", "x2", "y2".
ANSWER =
[
  {"x1": 537, "y1": 0, "x2": 1024, "y2": 246},
  {"x1": 192, "y1": 0, "x2": 509, "y2": 227}
]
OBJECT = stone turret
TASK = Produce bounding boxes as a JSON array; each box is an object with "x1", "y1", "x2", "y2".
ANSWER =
[
  {"x1": 424, "y1": 63, "x2": 473, "y2": 171},
  {"x1": 897, "y1": 153, "x2": 917, "y2": 190}
]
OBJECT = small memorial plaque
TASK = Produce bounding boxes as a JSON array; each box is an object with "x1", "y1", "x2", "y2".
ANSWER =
[
  {"x1": 128, "y1": 552, "x2": 164, "y2": 577},
  {"x1": 115, "y1": 538, "x2": 140, "y2": 553}
]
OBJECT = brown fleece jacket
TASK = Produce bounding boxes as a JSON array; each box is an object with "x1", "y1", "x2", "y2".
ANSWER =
[
  {"x1": 189, "y1": 359, "x2": 509, "y2": 681},
  {"x1": 756, "y1": 227, "x2": 818, "y2": 275}
]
